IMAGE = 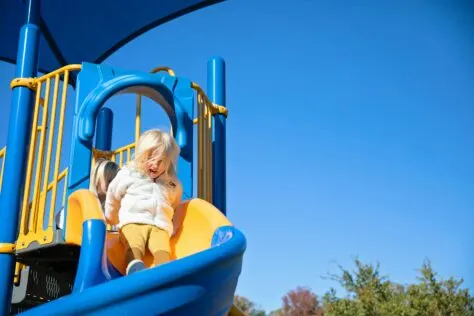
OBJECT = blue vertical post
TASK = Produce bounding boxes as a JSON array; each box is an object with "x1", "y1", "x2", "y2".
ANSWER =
[
  {"x1": 95, "y1": 108, "x2": 113, "y2": 151},
  {"x1": 0, "y1": 0, "x2": 42, "y2": 313},
  {"x1": 208, "y1": 57, "x2": 227, "y2": 215}
]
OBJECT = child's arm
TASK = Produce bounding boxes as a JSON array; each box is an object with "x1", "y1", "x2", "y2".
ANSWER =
[
  {"x1": 171, "y1": 179, "x2": 183, "y2": 209},
  {"x1": 171, "y1": 180, "x2": 184, "y2": 236},
  {"x1": 104, "y1": 169, "x2": 128, "y2": 225}
]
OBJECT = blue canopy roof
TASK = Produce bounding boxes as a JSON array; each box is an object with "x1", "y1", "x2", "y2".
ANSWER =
[{"x1": 0, "y1": 0, "x2": 223, "y2": 74}]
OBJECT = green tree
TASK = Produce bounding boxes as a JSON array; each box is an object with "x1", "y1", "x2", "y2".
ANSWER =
[
  {"x1": 406, "y1": 259, "x2": 474, "y2": 316},
  {"x1": 234, "y1": 295, "x2": 266, "y2": 316},
  {"x1": 268, "y1": 309, "x2": 283, "y2": 316},
  {"x1": 322, "y1": 258, "x2": 474, "y2": 316}
]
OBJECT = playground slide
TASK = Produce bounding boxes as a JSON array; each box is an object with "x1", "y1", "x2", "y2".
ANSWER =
[{"x1": 21, "y1": 190, "x2": 246, "y2": 315}]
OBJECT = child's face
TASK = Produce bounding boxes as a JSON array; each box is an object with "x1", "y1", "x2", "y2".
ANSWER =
[{"x1": 144, "y1": 150, "x2": 167, "y2": 180}]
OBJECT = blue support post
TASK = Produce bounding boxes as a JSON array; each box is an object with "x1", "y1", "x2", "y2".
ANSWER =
[
  {"x1": 208, "y1": 57, "x2": 227, "y2": 215},
  {"x1": 95, "y1": 108, "x2": 113, "y2": 151},
  {"x1": 0, "y1": 0, "x2": 42, "y2": 313}
]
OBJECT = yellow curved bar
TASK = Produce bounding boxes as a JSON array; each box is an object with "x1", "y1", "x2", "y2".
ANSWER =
[
  {"x1": 150, "y1": 66, "x2": 176, "y2": 76},
  {"x1": 191, "y1": 82, "x2": 228, "y2": 117},
  {"x1": 65, "y1": 189, "x2": 104, "y2": 246},
  {"x1": 10, "y1": 78, "x2": 37, "y2": 90},
  {"x1": 37, "y1": 64, "x2": 82, "y2": 81},
  {"x1": 0, "y1": 243, "x2": 15, "y2": 254},
  {"x1": 9, "y1": 65, "x2": 82, "y2": 91}
]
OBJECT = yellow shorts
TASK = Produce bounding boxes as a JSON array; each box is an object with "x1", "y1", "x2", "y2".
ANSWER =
[{"x1": 119, "y1": 223, "x2": 170, "y2": 255}]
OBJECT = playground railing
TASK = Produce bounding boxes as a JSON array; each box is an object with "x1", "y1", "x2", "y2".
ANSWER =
[
  {"x1": 192, "y1": 82, "x2": 228, "y2": 204},
  {"x1": 110, "y1": 143, "x2": 135, "y2": 168},
  {"x1": 15, "y1": 65, "x2": 81, "y2": 251},
  {"x1": 92, "y1": 143, "x2": 135, "y2": 170}
]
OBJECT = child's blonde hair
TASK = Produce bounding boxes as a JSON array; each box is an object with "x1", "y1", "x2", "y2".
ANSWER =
[
  {"x1": 90, "y1": 158, "x2": 120, "y2": 203},
  {"x1": 130, "y1": 129, "x2": 180, "y2": 179}
]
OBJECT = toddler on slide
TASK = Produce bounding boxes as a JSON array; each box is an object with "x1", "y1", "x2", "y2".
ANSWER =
[{"x1": 104, "y1": 129, "x2": 183, "y2": 275}]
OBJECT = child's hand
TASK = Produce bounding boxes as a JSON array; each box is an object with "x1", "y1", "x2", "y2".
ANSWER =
[{"x1": 105, "y1": 211, "x2": 119, "y2": 225}]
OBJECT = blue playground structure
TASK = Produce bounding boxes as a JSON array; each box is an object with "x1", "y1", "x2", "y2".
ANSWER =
[{"x1": 0, "y1": 0, "x2": 246, "y2": 315}]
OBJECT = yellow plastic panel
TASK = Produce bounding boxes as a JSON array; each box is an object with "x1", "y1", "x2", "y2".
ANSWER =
[{"x1": 65, "y1": 189, "x2": 105, "y2": 246}]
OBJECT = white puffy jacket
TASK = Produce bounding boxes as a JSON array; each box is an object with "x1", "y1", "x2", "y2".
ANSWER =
[{"x1": 104, "y1": 165, "x2": 182, "y2": 236}]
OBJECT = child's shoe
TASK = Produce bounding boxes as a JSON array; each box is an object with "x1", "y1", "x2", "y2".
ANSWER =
[{"x1": 126, "y1": 259, "x2": 146, "y2": 275}]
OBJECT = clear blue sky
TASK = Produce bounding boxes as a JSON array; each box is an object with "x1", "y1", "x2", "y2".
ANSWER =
[{"x1": 1, "y1": 0, "x2": 473, "y2": 312}]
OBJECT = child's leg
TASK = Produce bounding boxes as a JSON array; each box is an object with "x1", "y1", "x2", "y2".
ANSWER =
[
  {"x1": 148, "y1": 226, "x2": 171, "y2": 266},
  {"x1": 119, "y1": 224, "x2": 147, "y2": 274}
]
